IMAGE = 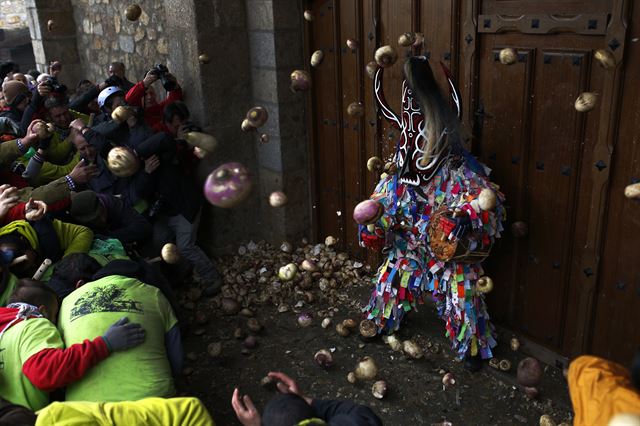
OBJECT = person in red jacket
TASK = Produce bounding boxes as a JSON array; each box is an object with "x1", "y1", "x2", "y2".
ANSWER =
[
  {"x1": 125, "y1": 69, "x2": 182, "y2": 129},
  {"x1": 0, "y1": 279, "x2": 145, "y2": 411}
]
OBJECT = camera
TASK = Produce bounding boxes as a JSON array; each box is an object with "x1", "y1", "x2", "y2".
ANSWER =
[
  {"x1": 150, "y1": 64, "x2": 177, "y2": 92},
  {"x1": 42, "y1": 76, "x2": 67, "y2": 94}
]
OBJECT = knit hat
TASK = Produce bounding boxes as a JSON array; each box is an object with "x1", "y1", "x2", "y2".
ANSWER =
[
  {"x1": 1, "y1": 80, "x2": 29, "y2": 106},
  {"x1": 70, "y1": 190, "x2": 102, "y2": 225}
]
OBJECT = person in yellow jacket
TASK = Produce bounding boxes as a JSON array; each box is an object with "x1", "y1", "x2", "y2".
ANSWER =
[
  {"x1": 0, "y1": 120, "x2": 98, "y2": 204},
  {"x1": 0, "y1": 219, "x2": 93, "y2": 278},
  {"x1": 568, "y1": 353, "x2": 640, "y2": 426},
  {"x1": 18, "y1": 93, "x2": 90, "y2": 186},
  {"x1": 35, "y1": 396, "x2": 215, "y2": 426}
]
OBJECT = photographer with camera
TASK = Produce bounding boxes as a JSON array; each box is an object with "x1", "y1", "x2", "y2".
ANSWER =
[
  {"x1": 69, "y1": 72, "x2": 130, "y2": 117},
  {"x1": 125, "y1": 64, "x2": 182, "y2": 130},
  {"x1": 17, "y1": 71, "x2": 71, "y2": 138},
  {"x1": 133, "y1": 101, "x2": 222, "y2": 293}
]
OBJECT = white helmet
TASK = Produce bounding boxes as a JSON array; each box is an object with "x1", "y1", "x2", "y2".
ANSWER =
[{"x1": 97, "y1": 86, "x2": 124, "y2": 109}]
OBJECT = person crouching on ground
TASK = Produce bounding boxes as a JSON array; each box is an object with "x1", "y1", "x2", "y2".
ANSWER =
[
  {"x1": 0, "y1": 279, "x2": 145, "y2": 411},
  {"x1": 56, "y1": 253, "x2": 182, "y2": 402}
]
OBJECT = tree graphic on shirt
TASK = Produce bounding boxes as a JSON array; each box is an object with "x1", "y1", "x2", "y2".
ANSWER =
[{"x1": 70, "y1": 284, "x2": 143, "y2": 322}]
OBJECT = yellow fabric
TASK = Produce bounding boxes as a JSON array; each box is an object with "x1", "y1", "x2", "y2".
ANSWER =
[
  {"x1": 0, "y1": 272, "x2": 18, "y2": 306},
  {"x1": 0, "y1": 318, "x2": 64, "y2": 411},
  {"x1": 30, "y1": 151, "x2": 80, "y2": 187},
  {"x1": 51, "y1": 219, "x2": 93, "y2": 256},
  {"x1": 0, "y1": 219, "x2": 93, "y2": 257},
  {"x1": 0, "y1": 139, "x2": 21, "y2": 168},
  {"x1": 35, "y1": 397, "x2": 215, "y2": 426},
  {"x1": 0, "y1": 220, "x2": 39, "y2": 250},
  {"x1": 568, "y1": 355, "x2": 640, "y2": 426}
]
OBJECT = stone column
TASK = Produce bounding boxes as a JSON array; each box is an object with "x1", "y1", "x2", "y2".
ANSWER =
[
  {"x1": 163, "y1": 0, "x2": 261, "y2": 254},
  {"x1": 246, "y1": 0, "x2": 310, "y2": 244},
  {"x1": 25, "y1": 0, "x2": 82, "y2": 88}
]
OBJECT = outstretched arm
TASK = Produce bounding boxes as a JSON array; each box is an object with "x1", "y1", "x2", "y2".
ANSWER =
[{"x1": 23, "y1": 317, "x2": 145, "y2": 391}]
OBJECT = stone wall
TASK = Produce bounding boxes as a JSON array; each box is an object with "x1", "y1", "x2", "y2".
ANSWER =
[
  {"x1": 246, "y1": 0, "x2": 311, "y2": 244},
  {"x1": 26, "y1": 0, "x2": 83, "y2": 88},
  {"x1": 70, "y1": 0, "x2": 168, "y2": 85},
  {"x1": 0, "y1": 0, "x2": 28, "y2": 29},
  {"x1": 0, "y1": 0, "x2": 35, "y2": 71}
]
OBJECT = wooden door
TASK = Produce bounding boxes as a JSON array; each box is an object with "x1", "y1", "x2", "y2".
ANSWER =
[
  {"x1": 306, "y1": 0, "x2": 458, "y2": 260},
  {"x1": 465, "y1": 0, "x2": 635, "y2": 362},
  {"x1": 586, "y1": 1, "x2": 640, "y2": 363},
  {"x1": 306, "y1": 0, "x2": 638, "y2": 365}
]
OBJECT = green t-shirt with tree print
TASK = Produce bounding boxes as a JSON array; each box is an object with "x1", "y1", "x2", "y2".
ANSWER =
[{"x1": 58, "y1": 275, "x2": 177, "y2": 402}]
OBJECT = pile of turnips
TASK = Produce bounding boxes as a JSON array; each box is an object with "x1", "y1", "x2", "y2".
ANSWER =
[{"x1": 199, "y1": 238, "x2": 370, "y2": 318}]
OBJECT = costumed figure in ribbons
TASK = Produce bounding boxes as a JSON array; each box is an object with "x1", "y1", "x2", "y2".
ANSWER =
[{"x1": 358, "y1": 56, "x2": 506, "y2": 368}]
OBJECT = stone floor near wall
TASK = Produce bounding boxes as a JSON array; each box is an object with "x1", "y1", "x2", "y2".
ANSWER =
[{"x1": 175, "y1": 241, "x2": 573, "y2": 426}]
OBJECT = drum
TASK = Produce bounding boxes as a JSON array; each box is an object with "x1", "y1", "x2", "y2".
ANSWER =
[{"x1": 427, "y1": 208, "x2": 492, "y2": 263}]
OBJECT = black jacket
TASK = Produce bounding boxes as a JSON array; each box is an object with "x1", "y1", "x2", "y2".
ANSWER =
[
  {"x1": 135, "y1": 132, "x2": 203, "y2": 222},
  {"x1": 312, "y1": 399, "x2": 383, "y2": 426},
  {"x1": 83, "y1": 128, "x2": 156, "y2": 207},
  {"x1": 93, "y1": 193, "x2": 152, "y2": 245}
]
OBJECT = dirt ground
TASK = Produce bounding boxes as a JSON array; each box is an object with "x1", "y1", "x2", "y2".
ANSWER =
[{"x1": 175, "y1": 241, "x2": 574, "y2": 426}]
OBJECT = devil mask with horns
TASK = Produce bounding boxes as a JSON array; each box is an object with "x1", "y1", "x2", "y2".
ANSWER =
[{"x1": 375, "y1": 56, "x2": 467, "y2": 187}]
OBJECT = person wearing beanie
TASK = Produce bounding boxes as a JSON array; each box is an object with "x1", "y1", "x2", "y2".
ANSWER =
[
  {"x1": 69, "y1": 190, "x2": 152, "y2": 245},
  {"x1": 0, "y1": 80, "x2": 31, "y2": 125}
]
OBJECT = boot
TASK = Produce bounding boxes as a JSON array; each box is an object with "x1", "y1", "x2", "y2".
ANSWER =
[{"x1": 464, "y1": 352, "x2": 483, "y2": 372}]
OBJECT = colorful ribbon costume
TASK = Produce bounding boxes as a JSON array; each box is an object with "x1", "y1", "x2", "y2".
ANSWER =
[{"x1": 360, "y1": 57, "x2": 506, "y2": 359}]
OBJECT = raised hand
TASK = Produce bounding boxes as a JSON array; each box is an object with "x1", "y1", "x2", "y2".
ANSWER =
[
  {"x1": 267, "y1": 371, "x2": 312, "y2": 404},
  {"x1": 0, "y1": 185, "x2": 20, "y2": 220},
  {"x1": 144, "y1": 155, "x2": 160, "y2": 174},
  {"x1": 143, "y1": 70, "x2": 159, "y2": 88},
  {"x1": 24, "y1": 198, "x2": 47, "y2": 222},
  {"x1": 68, "y1": 159, "x2": 98, "y2": 184},
  {"x1": 231, "y1": 388, "x2": 261, "y2": 426}
]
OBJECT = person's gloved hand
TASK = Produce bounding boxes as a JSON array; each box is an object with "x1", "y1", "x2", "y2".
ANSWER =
[
  {"x1": 102, "y1": 317, "x2": 146, "y2": 352},
  {"x1": 450, "y1": 211, "x2": 472, "y2": 240}
]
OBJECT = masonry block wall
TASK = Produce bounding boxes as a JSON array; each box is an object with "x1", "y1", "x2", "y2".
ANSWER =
[
  {"x1": 25, "y1": 0, "x2": 83, "y2": 88},
  {"x1": 70, "y1": 0, "x2": 168, "y2": 85}
]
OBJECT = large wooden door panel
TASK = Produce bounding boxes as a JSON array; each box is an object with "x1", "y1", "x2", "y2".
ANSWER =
[
  {"x1": 307, "y1": 0, "x2": 637, "y2": 365},
  {"x1": 587, "y1": 0, "x2": 639, "y2": 363},
  {"x1": 478, "y1": 46, "x2": 534, "y2": 327},
  {"x1": 310, "y1": 0, "x2": 342, "y2": 247},
  {"x1": 478, "y1": 39, "x2": 600, "y2": 349},
  {"x1": 467, "y1": 0, "x2": 630, "y2": 359}
]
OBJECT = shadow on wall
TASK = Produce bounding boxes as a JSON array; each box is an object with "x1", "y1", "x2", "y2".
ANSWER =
[{"x1": 0, "y1": 28, "x2": 36, "y2": 71}]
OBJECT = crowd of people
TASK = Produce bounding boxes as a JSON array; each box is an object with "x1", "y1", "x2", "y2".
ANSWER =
[{"x1": 0, "y1": 60, "x2": 383, "y2": 425}]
